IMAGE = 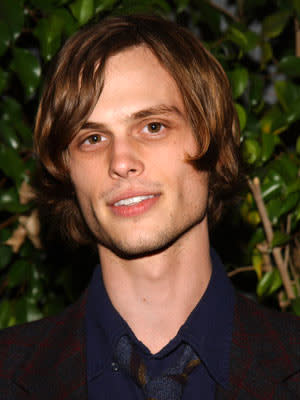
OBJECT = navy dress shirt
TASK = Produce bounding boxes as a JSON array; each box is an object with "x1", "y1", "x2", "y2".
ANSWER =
[{"x1": 86, "y1": 249, "x2": 235, "y2": 399}]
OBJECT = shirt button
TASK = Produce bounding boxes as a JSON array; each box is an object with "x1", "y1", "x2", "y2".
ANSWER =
[{"x1": 112, "y1": 361, "x2": 119, "y2": 372}]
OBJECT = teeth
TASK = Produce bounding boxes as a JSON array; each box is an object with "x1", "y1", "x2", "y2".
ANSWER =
[{"x1": 114, "y1": 195, "x2": 155, "y2": 206}]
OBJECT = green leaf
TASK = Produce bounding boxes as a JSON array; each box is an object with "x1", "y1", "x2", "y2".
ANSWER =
[
  {"x1": 269, "y1": 154, "x2": 298, "y2": 184},
  {"x1": 226, "y1": 26, "x2": 248, "y2": 50},
  {"x1": 261, "y1": 41, "x2": 273, "y2": 67},
  {"x1": 257, "y1": 269, "x2": 282, "y2": 297},
  {"x1": 279, "y1": 192, "x2": 300, "y2": 216},
  {"x1": 235, "y1": 103, "x2": 247, "y2": 131},
  {"x1": 94, "y1": 0, "x2": 117, "y2": 13},
  {"x1": 0, "y1": 144, "x2": 26, "y2": 184},
  {"x1": 69, "y1": 0, "x2": 94, "y2": 25},
  {"x1": 0, "y1": 68, "x2": 9, "y2": 94},
  {"x1": 293, "y1": 0, "x2": 300, "y2": 19},
  {"x1": 0, "y1": 0, "x2": 24, "y2": 41},
  {"x1": 275, "y1": 80, "x2": 300, "y2": 112},
  {"x1": 0, "y1": 97, "x2": 22, "y2": 121},
  {"x1": 248, "y1": 227, "x2": 265, "y2": 251},
  {"x1": 292, "y1": 297, "x2": 300, "y2": 316},
  {"x1": 26, "y1": 298, "x2": 43, "y2": 322},
  {"x1": 0, "y1": 187, "x2": 29, "y2": 213},
  {"x1": 7, "y1": 259, "x2": 32, "y2": 288},
  {"x1": 0, "y1": 300, "x2": 11, "y2": 329},
  {"x1": 261, "y1": 181, "x2": 282, "y2": 202},
  {"x1": 279, "y1": 56, "x2": 300, "y2": 77},
  {"x1": 242, "y1": 138, "x2": 261, "y2": 164},
  {"x1": 0, "y1": 21, "x2": 11, "y2": 56},
  {"x1": 266, "y1": 197, "x2": 282, "y2": 225},
  {"x1": 34, "y1": 9, "x2": 77, "y2": 62},
  {"x1": 0, "y1": 228, "x2": 12, "y2": 242},
  {"x1": 271, "y1": 231, "x2": 290, "y2": 248},
  {"x1": 297, "y1": 136, "x2": 300, "y2": 154},
  {"x1": 260, "y1": 106, "x2": 288, "y2": 134},
  {"x1": 285, "y1": 100, "x2": 300, "y2": 124},
  {"x1": 15, "y1": 295, "x2": 43, "y2": 324},
  {"x1": 244, "y1": 30, "x2": 260, "y2": 51},
  {"x1": 117, "y1": 0, "x2": 171, "y2": 15},
  {"x1": 196, "y1": 2, "x2": 221, "y2": 35},
  {"x1": 14, "y1": 297, "x2": 27, "y2": 325},
  {"x1": 252, "y1": 248, "x2": 263, "y2": 279},
  {"x1": 14, "y1": 119, "x2": 33, "y2": 147},
  {"x1": 257, "y1": 271, "x2": 273, "y2": 296},
  {"x1": 261, "y1": 132, "x2": 280, "y2": 162},
  {"x1": 228, "y1": 67, "x2": 249, "y2": 99},
  {"x1": 286, "y1": 180, "x2": 300, "y2": 195},
  {"x1": 28, "y1": 0, "x2": 57, "y2": 12},
  {"x1": 249, "y1": 74, "x2": 264, "y2": 108},
  {"x1": 10, "y1": 48, "x2": 41, "y2": 100},
  {"x1": 262, "y1": 10, "x2": 291, "y2": 39},
  {"x1": 267, "y1": 269, "x2": 282, "y2": 295},
  {"x1": 0, "y1": 121, "x2": 20, "y2": 150},
  {"x1": 0, "y1": 245, "x2": 12, "y2": 270}
]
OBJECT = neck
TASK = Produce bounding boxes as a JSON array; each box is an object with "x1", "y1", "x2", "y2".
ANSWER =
[{"x1": 98, "y1": 217, "x2": 212, "y2": 354}]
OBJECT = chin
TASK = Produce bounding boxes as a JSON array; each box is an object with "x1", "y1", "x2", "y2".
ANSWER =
[{"x1": 96, "y1": 216, "x2": 206, "y2": 260}]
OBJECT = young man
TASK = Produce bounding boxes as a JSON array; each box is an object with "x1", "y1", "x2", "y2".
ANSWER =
[{"x1": 1, "y1": 15, "x2": 300, "y2": 400}]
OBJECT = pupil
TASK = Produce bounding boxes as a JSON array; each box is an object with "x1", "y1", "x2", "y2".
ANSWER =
[{"x1": 150, "y1": 123, "x2": 159, "y2": 132}]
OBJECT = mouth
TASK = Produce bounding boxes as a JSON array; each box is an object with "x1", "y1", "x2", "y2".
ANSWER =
[
  {"x1": 109, "y1": 193, "x2": 160, "y2": 217},
  {"x1": 113, "y1": 194, "x2": 156, "y2": 207}
]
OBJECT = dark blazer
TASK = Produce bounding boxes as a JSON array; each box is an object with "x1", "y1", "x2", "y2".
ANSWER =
[{"x1": 0, "y1": 292, "x2": 300, "y2": 399}]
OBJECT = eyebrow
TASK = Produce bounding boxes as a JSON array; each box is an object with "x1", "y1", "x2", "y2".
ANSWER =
[{"x1": 80, "y1": 104, "x2": 185, "y2": 131}]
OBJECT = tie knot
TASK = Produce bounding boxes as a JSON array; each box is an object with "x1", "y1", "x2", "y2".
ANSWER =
[{"x1": 114, "y1": 335, "x2": 200, "y2": 400}]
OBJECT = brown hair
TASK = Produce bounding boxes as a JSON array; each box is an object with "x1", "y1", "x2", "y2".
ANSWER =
[{"x1": 34, "y1": 14, "x2": 242, "y2": 245}]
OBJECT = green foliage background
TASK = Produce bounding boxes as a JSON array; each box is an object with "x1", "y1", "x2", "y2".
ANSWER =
[{"x1": 0, "y1": 0, "x2": 300, "y2": 328}]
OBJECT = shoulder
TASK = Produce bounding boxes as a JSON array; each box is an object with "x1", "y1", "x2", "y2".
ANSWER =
[
  {"x1": 0, "y1": 290, "x2": 88, "y2": 375},
  {"x1": 232, "y1": 294, "x2": 300, "y2": 387},
  {"x1": 235, "y1": 293, "x2": 300, "y2": 342}
]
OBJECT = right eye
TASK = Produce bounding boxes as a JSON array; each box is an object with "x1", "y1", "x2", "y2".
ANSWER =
[{"x1": 83, "y1": 134, "x2": 107, "y2": 145}]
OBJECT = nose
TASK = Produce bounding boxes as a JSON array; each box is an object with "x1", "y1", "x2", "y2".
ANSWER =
[{"x1": 108, "y1": 137, "x2": 144, "y2": 179}]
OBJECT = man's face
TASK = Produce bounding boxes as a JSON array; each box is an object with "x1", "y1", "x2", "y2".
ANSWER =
[{"x1": 68, "y1": 46, "x2": 209, "y2": 258}]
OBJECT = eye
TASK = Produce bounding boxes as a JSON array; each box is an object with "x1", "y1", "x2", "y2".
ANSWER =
[
  {"x1": 83, "y1": 134, "x2": 107, "y2": 145},
  {"x1": 143, "y1": 122, "x2": 165, "y2": 135}
]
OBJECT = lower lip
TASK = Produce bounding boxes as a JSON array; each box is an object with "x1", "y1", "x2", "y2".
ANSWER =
[{"x1": 110, "y1": 195, "x2": 160, "y2": 217}]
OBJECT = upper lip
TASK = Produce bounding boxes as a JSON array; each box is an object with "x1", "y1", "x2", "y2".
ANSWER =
[{"x1": 108, "y1": 191, "x2": 161, "y2": 206}]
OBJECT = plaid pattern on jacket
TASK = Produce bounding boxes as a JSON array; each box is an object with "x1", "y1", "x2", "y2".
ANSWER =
[{"x1": 0, "y1": 291, "x2": 300, "y2": 399}]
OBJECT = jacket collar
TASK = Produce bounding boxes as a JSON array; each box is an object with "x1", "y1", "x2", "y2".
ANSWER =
[
  {"x1": 216, "y1": 294, "x2": 300, "y2": 399},
  {"x1": 11, "y1": 288, "x2": 300, "y2": 399},
  {"x1": 13, "y1": 291, "x2": 88, "y2": 400}
]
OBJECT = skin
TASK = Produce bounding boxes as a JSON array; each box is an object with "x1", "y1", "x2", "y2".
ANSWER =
[{"x1": 68, "y1": 46, "x2": 212, "y2": 353}]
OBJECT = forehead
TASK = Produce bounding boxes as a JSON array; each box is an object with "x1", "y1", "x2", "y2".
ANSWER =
[{"x1": 88, "y1": 45, "x2": 185, "y2": 122}]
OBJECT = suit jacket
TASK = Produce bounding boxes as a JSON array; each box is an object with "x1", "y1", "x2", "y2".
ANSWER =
[{"x1": 0, "y1": 291, "x2": 300, "y2": 399}]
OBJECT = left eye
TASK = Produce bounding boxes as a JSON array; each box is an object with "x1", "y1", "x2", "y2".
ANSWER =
[{"x1": 143, "y1": 122, "x2": 164, "y2": 134}]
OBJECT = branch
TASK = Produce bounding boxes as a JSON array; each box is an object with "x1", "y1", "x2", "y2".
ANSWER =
[
  {"x1": 228, "y1": 266, "x2": 255, "y2": 277},
  {"x1": 248, "y1": 177, "x2": 273, "y2": 243},
  {"x1": 248, "y1": 177, "x2": 295, "y2": 300},
  {"x1": 206, "y1": 0, "x2": 240, "y2": 24},
  {"x1": 0, "y1": 215, "x2": 17, "y2": 230},
  {"x1": 257, "y1": 242, "x2": 273, "y2": 271}
]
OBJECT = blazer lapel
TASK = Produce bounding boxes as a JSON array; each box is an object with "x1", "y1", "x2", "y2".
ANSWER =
[
  {"x1": 13, "y1": 291, "x2": 88, "y2": 400},
  {"x1": 214, "y1": 294, "x2": 300, "y2": 399}
]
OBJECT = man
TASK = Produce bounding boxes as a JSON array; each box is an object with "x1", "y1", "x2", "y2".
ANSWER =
[{"x1": 0, "y1": 15, "x2": 300, "y2": 400}]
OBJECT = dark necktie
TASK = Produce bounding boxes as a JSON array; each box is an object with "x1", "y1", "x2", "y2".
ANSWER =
[{"x1": 114, "y1": 335, "x2": 200, "y2": 400}]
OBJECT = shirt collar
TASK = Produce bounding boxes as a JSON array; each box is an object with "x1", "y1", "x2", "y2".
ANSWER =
[
  {"x1": 85, "y1": 248, "x2": 235, "y2": 388},
  {"x1": 178, "y1": 248, "x2": 235, "y2": 388}
]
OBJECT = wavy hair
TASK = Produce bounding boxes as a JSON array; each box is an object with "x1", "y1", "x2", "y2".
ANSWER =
[{"x1": 34, "y1": 14, "x2": 242, "y2": 245}]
